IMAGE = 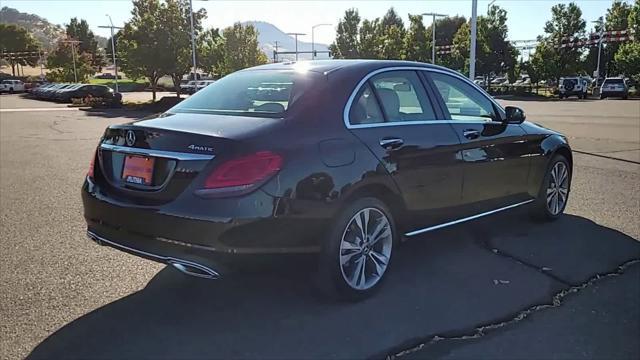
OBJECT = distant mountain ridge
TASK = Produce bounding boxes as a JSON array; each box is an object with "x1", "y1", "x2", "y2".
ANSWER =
[
  {"x1": 0, "y1": 6, "x2": 107, "y2": 50},
  {"x1": 243, "y1": 21, "x2": 330, "y2": 61}
]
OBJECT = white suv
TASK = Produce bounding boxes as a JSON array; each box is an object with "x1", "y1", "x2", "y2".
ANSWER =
[
  {"x1": 0, "y1": 80, "x2": 26, "y2": 93},
  {"x1": 559, "y1": 77, "x2": 588, "y2": 99}
]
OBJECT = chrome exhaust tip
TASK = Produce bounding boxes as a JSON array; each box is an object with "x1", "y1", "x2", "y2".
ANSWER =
[{"x1": 169, "y1": 260, "x2": 220, "y2": 280}]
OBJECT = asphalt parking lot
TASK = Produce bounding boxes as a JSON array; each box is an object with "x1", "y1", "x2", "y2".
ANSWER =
[{"x1": 1, "y1": 93, "x2": 639, "y2": 359}]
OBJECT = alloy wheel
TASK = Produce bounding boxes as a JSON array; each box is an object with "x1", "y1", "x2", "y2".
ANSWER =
[
  {"x1": 546, "y1": 162, "x2": 569, "y2": 215},
  {"x1": 339, "y1": 207, "x2": 393, "y2": 290}
]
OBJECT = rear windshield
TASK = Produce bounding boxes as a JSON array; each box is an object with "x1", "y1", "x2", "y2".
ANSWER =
[
  {"x1": 604, "y1": 78, "x2": 624, "y2": 84},
  {"x1": 171, "y1": 70, "x2": 295, "y2": 117}
]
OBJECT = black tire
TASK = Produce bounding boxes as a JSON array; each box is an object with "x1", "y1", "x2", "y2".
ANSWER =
[
  {"x1": 530, "y1": 154, "x2": 571, "y2": 221},
  {"x1": 600, "y1": 94, "x2": 605, "y2": 99},
  {"x1": 559, "y1": 94, "x2": 564, "y2": 99},
  {"x1": 623, "y1": 95, "x2": 628, "y2": 100},
  {"x1": 9, "y1": 88, "x2": 14, "y2": 94},
  {"x1": 316, "y1": 197, "x2": 397, "y2": 301}
]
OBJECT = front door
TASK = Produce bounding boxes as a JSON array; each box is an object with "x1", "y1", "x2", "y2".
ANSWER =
[
  {"x1": 346, "y1": 70, "x2": 463, "y2": 228},
  {"x1": 425, "y1": 71, "x2": 531, "y2": 210}
]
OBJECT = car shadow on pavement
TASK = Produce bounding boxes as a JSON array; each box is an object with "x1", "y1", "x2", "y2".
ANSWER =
[{"x1": 27, "y1": 213, "x2": 640, "y2": 359}]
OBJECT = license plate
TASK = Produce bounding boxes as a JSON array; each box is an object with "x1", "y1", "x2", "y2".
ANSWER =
[{"x1": 122, "y1": 155, "x2": 155, "y2": 185}]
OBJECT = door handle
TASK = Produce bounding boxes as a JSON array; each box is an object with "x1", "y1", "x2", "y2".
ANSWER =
[
  {"x1": 379, "y1": 137, "x2": 404, "y2": 150},
  {"x1": 463, "y1": 129, "x2": 480, "y2": 140}
]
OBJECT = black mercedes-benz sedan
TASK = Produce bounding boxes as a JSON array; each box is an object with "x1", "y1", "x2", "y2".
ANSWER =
[{"x1": 82, "y1": 60, "x2": 572, "y2": 300}]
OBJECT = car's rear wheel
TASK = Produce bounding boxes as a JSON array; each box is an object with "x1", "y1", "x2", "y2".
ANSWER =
[
  {"x1": 316, "y1": 197, "x2": 396, "y2": 301},
  {"x1": 531, "y1": 155, "x2": 571, "y2": 221}
]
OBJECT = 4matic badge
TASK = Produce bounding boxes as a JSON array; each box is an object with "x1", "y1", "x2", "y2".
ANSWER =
[{"x1": 188, "y1": 144, "x2": 214, "y2": 152}]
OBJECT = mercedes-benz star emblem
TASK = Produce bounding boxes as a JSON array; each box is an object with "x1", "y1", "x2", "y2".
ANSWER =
[{"x1": 125, "y1": 130, "x2": 136, "y2": 146}]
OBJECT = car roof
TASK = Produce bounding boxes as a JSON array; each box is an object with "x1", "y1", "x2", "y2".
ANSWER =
[{"x1": 246, "y1": 59, "x2": 444, "y2": 75}]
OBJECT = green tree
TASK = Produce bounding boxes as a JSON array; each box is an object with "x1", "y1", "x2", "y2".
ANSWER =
[
  {"x1": 46, "y1": 40, "x2": 93, "y2": 82},
  {"x1": 119, "y1": 0, "x2": 166, "y2": 101},
  {"x1": 378, "y1": 8, "x2": 405, "y2": 59},
  {"x1": 217, "y1": 23, "x2": 268, "y2": 76},
  {"x1": 585, "y1": 1, "x2": 631, "y2": 76},
  {"x1": 484, "y1": 5, "x2": 519, "y2": 81},
  {"x1": 158, "y1": 0, "x2": 206, "y2": 97},
  {"x1": 614, "y1": 42, "x2": 640, "y2": 82},
  {"x1": 629, "y1": 0, "x2": 640, "y2": 41},
  {"x1": 198, "y1": 28, "x2": 224, "y2": 76},
  {"x1": 330, "y1": 8, "x2": 360, "y2": 59},
  {"x1": 538, "y1": 2, "x2": 586, "y2": 81},
  {"x1": 426, "y1": 16, "x2": 466, "y2": 68},
  {"x1": 0, "y1": 23, "x2": 40, "y2": 76},
  {"x1": 359, "y1": 19, "x2": 380, "y2": 59},
  {"x1": 404, "y1": 14, "x2": 429, "y2": 62},
  {"x1": 66, "y1": 17, "x2": 101, "y2": 67}
]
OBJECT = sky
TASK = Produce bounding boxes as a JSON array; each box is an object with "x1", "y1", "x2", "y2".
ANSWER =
[{"x1": 2, "y1": 0, "x2": 618, "y2": 45}]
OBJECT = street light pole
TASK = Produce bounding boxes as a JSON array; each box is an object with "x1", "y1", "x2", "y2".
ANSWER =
[
  {"x1": 99, "y1": 15, "x2": 123, "y2": 93},
  {"x1": 592, "y1": 18, "x2": 605, "y2": 82},
  {"x1": 188, "y1": 0, "x2": 198, "y2": 82},
  {"x1": 469, "y1": 0, "x2": 478, "y2": 80},
  {"x1": 311, "y1": 23, "x2": 331, "y2": 60},
  {"x1": 420, "y1": 13, "x2": 447, "y2": 64},
  {"x1": 286, "y1": 33, "x2": 306, "y2": 61},
  {"x1": 62, "y1": 39, "x2": 81, "y2": 82}
]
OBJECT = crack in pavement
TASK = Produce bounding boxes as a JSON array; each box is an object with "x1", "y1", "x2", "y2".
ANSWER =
[
  {"x1": 573, "y1": 149, "x2": 640, "y2": 165},
  {"x1": 385, "y1": 258, "x2": 640, "y2": 359}
]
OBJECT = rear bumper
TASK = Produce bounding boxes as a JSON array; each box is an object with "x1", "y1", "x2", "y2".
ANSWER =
[
  {"x1": 87, "y1": 229, "x2": 221, "y2": 278},
  {"x1": 600, "y1": 90, "x2": 627, "y2": 97},
  {"x1": 82, "y1": 178, "x2": 327, "y2": 271}
]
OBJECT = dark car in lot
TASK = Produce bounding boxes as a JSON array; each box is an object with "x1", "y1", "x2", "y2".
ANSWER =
[
  {"x1": 54, "y1": 84, "x2": 115, "y2": 103},
  {"x1": 83, "y1": 60, "x2": 572, "y2": 300}
]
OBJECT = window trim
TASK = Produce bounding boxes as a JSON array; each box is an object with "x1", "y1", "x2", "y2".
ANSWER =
[{"x1": 343, "y1": 66, "x2": 506, "y2": 129}]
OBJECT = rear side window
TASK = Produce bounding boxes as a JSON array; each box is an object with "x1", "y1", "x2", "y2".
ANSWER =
[
  {"x1": 430, "y1": 72, "x2": 496, "y2": 121},
  {"x1": 171, "y1": 70, "x2": 294, "y2": 117},
  {"x1": 369, "y1": 71, "x2": 436, "y2": 122},
  {"x1": 349, "y1": 83, "x2": 385, "y2": 125},
  {"x1": 604, "y1": 78, "x2": 624, "y2": 85}
]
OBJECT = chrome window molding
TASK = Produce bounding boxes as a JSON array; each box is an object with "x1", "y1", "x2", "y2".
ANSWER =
[
  {"x1": 100, "y1": 143, "x2": 215, "y2": 161},
  {"x1": 404, "y1": 199, "x2": 534, "y2": 237},
  {"x1": 343, "y1": 66, "x2": 506, "y2": 130}
]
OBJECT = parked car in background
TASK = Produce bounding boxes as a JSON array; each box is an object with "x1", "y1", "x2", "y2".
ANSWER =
[
  {"x1": 83, "y1": 60, "x2": 573, "y2": 300},
  {"x1": 180, "y1": 80, "x2": 197, "y2": 94},
  {"x1": 95, "y1": 73, "x2": 122, "y2": 80},
  {"x1": 491, "y1": 77, "x2": 509, "y2": 86},
  {"x1": 599, "y1": 77, "x2": 629, "y2": 100},
  {"x1": 57, "y1": 84, "x2": 115, "y2": 103},
  {"x1": 0, "y1": 80, "x2": 26, "y2": 93},
  {"x1": 513, "y1": 76, "x2": 531, "y2": 86},
  {"x1": 559, "y1": 77, "x2": 588, "y2": 99}
]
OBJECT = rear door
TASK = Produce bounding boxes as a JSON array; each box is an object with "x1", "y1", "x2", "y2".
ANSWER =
[
  {"x1": 423, "y1": 71, "x2": 531, "y2": 210},
  {"x1": 346, "y1": 69, "x2": 463, "y2": 227}
]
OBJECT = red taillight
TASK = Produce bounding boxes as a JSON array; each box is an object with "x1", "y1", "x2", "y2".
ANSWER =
[
  {"x1": 200, "y1": 151, "x2": 282, "y2": 195},
  {"x1": 87, "y1": 149, "x2": 96, "y2": 179}
]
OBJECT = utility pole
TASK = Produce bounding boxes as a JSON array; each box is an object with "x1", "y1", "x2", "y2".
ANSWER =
[
  {"x1": 62, "y1": 39, "x2": 81, "y2": 82},
  {"x1": 188, "y1": 0, "x2": 198, "y2": 80},
  {"x1": 311, "y1": 24, "x2": 331, "y2": 60},
  {"x1": 286, "y1": 32, "x2": 306, "y2": 61},
  {"x1": 469, "y1": 0, "x2": 478, "y2": 80},
  {"x1": 99, "y1": 15, "x2": 123, "y2": 92},
  {"x1": 273, "y1": 41, "x2": 280, "y2": 62},
  {"x1": 592, "y1": 18, "x2": 605, "y2": 83},
  {"x1": 421, "y1": 13, "x2": 447, "y2": 64}
]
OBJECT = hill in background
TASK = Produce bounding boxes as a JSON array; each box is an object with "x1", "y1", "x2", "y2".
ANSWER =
[
  {"x1": 0, "y1": 6, "x2": 107, "y2": 50},
  {"x1": 245, "y1": 21, "x2": 331, "y2": 61}
]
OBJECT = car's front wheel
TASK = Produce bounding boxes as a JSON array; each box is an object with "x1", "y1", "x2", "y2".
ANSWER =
[
  {"x1": 531, "y1": 155, "x2": 571, "y2": 221},
  {"x1": 316, "y1": 197, "x2": 396, "y2": 301}
]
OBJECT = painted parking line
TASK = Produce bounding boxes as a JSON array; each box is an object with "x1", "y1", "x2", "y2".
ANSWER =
[{"x1": 0, "y1": 107, "x2": 80, "y2": 113}]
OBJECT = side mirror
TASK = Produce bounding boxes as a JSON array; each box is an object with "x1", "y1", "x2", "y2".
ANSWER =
[{"x1": 504, "y1": 106, "x2": 526, "y2": 124}]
